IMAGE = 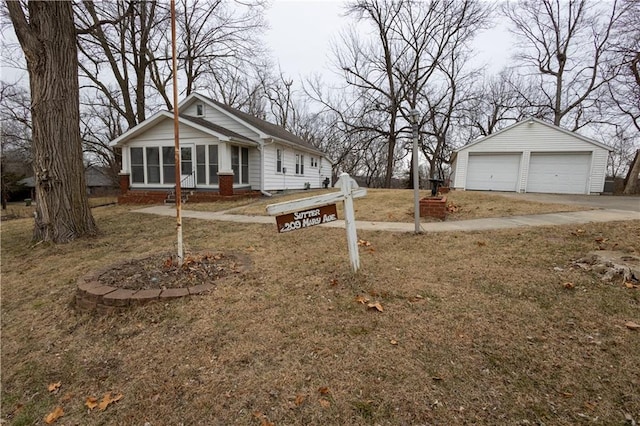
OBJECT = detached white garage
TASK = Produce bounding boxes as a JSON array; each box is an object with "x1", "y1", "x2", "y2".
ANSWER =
[{"x1": 451, "y1": 118, "x2": 611, "y2": 195}]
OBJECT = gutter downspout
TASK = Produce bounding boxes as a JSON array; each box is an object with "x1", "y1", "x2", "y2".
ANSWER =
[{"x1": 259, "y1": 138, "x2": 272, "y2": 197}]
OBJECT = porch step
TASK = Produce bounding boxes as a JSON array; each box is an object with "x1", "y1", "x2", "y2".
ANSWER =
[{"x1": 165, "y1": 191, "x2": 188, "y2": 204}]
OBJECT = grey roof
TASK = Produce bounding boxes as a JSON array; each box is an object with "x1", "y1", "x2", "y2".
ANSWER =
[
  {"x1": 179, "y1": 114, "x2": 256, "y2": 144},
  {"x1": 199, "y1": 94, "x2": 324, "y2": 154}
]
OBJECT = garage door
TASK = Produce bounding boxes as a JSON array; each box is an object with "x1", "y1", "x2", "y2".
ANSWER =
[
  {"x1": 466, "y1": 154, "x2": 521, "y2": 191},
  {"x1": 527, "y1": 153, "x2": 591, "y2": 194}
]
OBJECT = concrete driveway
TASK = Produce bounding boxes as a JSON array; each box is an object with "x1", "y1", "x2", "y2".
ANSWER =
[{"x1": 488, "y1": 192, "x2": 640, "y2": 212}]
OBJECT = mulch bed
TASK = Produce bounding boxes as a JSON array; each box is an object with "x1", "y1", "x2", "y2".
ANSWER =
[{"x1": 96, "y1": 252, "x2": 246, "y2": 290}]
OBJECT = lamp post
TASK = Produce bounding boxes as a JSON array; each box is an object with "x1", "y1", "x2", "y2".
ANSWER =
[{"x1": 410, "y1": 109, "x2": 421, "y2": 234}]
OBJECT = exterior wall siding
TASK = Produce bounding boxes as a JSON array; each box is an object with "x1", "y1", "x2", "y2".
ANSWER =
[
  {"x1": 453, "y1": 121, "x2": 610, "y2": 194},
  {"x1": 183, "y1": 102, "x2": 261, "y2": 140},
  {"x1": 262, "y1": 143, "x2": 332, "y2": 191},
  {"x1": 249, "y1": 147, "x2": 261, "y2": 189}
]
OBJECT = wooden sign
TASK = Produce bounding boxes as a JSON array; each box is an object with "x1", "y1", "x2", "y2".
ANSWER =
[
  {"x1": 275, "y1": 204, "x2": 338, "y2": 233},
  {"x1": 266, "y1": 173, "x2": 366, "y2": 272}
]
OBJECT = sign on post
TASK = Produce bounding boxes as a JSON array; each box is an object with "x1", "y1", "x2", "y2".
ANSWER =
[
  {"x1": 266, "y1": 173, "x2": 366, "y2": 272},
  {"x1": 275, "y1": 204, "x2": 338, "y2": 233}
]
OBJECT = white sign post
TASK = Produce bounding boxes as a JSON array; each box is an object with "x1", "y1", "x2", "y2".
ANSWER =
[{"x1": 266, "y1": 173, "x2": 366, "y2": 272}]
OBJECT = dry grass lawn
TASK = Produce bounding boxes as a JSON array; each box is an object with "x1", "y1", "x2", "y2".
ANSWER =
[
  {"x1": 1, "y1": 196, "x2": 117, "y2": 221},
  {"x1": 1, "y1": 204, "x2": 639, "y2": 425},
  {"x1": 191, "y1": 189, "x2": 590, "y2": 222}
]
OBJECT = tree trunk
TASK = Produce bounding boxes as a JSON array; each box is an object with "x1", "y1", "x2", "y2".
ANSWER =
[
  {"x1": 7, "y1": 1, "x2": 97, "y2": 243},
  {"x1": 623, "y1": 149, "x2": 640, "y2": 195}
]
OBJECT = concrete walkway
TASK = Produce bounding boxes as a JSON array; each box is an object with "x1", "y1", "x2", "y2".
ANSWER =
[{"x1": 133, "y1": 205, "x2": 639, "y2": 234}]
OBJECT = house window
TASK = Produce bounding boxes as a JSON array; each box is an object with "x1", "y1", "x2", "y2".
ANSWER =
[
  {"x1": 196, "y1": 145, "x2": 206, "y2": 185},
  {"x1": 180, "y1": 147, "x2": 193, "y2": 176},
  {"x1": 146, "y1": 147, "x2": 160, "y2": 183},
  {"x1": 196, "y1": 104, "x2": 204, "y2": 116},
  {"x1": 295, "y1": 153, "x2": 304, "y2": 175},
  {"x1": 310, "y1": 156, "x2": 318, "y2": 168},
  {"x1": 208, "y1": 145, "x2": 219, "y2": 184},
  {"x1": 241, "y1": 147, "x2": 249, "y2": 183},
  {"x1": 131, "y1": 147, "x2": 144, "y2": 183},
  {"x1": 276, "y1": 148, "x2": 283, "y2": 173},
  {"x1": 162, "y1": 147, "x2": 175, "y2": 184},
  {"x1": 231, "y1": 146, "x2": 249, "y2": 184}
]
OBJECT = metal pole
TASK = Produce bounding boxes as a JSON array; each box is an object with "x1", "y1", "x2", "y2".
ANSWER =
[
  {"x1": 170, "y1": 0, "x2": 183, "y2": 264},
  {"x1": 411, "y1": 109, "x2": 421, "y2": 234}
]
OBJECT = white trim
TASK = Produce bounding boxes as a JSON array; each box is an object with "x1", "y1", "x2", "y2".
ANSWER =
[
  {"x1": 110, "y1": 111, "x2": 252, "y2": 147},
  {"x1": 455, "y1": 118, "x2": 612, "y2": 153}
]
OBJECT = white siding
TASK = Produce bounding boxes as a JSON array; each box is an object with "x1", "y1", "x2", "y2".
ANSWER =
[
  {"x1": 183, "y1": 103, "x2": 261, "y2": 140},
  {"x1": 249, "y1": 147, "x2": 261, "y2": 189},
  {"x1": 133, "y1": 118, "x2": 213, "y2": 143},
  {"x1": 262, "y1": 143, "x2": 331, "y2": 191},
  {"x1": 454, "y1": 120, "x2": 610, "y2": 194}
]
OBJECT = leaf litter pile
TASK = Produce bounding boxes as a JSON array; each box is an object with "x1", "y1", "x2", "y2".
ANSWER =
[{"x1": 97, "y1": 252, "x2": 245, "y2": 290}]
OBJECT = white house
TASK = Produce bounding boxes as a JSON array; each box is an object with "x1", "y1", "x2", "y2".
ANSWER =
[
  {"x1": 110, "y1": 93, "x2": 332, "y2": 201},
  {"x1": 451, "y1": 118, "x2": 611, "y2": 195}
]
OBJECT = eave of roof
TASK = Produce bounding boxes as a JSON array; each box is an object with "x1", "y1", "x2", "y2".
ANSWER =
[
  {"x1": 109, "y1": 111, "x2": 257, "y2": 147},
  {"x1": 180, "y1": 93, "x2": 327, "y2": 156},
  {"x1": 455, "y1": 117, "x2": 613, "y2": 152}
]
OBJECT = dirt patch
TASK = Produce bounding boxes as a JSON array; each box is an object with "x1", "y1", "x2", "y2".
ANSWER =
[{"x1": 97, "y1": 251, "x2": 249, "y2": 290}]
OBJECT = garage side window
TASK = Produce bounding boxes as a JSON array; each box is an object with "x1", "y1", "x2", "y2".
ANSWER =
[{"x1": 131, "y1": 147, "x2": 144, "y2": 183}]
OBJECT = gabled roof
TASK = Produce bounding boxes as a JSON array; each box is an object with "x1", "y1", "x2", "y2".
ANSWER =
[
  {"x1": 180, "y1": 92, "x2": 326, "y2": 155},
  {"x1": 109, "y1": 110, "x2": 256, "y2": 147},
  {"x1": 455, "y1": 117, "x2": 612, "y2": 152}
]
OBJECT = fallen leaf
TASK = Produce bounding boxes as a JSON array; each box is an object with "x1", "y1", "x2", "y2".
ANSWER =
[
  {"x1": 354, "y1": 295, "x2": 369, "y2": 304},
  {"x1": 246, "y1": 246, "x2": 256, "y2": 252},
  {"x1": 624, "y1": 282, "x2": 638, "y2": 289},
  {"x1": 563, "y1": 282, "x2": 575, "y2": 289},
  {"x1": 98, "y1": 392, "x2": 123, "y2": 411},
  {"x1": 330, "y1": 279, "x2": 338, "y2": 287},
  {"x1": 85, "y1": 397, "x2": 98, "y2": 410},
  {"x1": 390, "y1": 339, "x2": 398, "y2": 345},
  {"x1": 260, "y1": 419, "x2": 274, "y2": 426},
  {"x1": 367, "y1": 302, "x2": 384, "y2": 312},
  {"x1": 319, "y1": 398, "x2": 331, "y2": 408},
  {"x1": 294, "y1": 394, "x2": 306, "y2": 406},
  {"x1": 48, "y1": 382, "x2": 61, "y2": 393},
  {"x1": 476, "y1": 241, "x2": 486, "y2": 247},
  {"x1": 318, "y1": 386, "x2": 330, "y2": 395},
  {"x1": 59, "y1": 392, "x2": 73, "y2": 403},
  {"x1": 252, "y1": 411, "x2": 264, "y2": 419},
  {"x1": 625, "y1": 321, "x2": 640, "y2": 330},
  {"x1": 357, "y1": 239, "x2": 371, "y2": 247},
  {"x1": 44, "y1": 406, "x2": 64, "y2": 424}
]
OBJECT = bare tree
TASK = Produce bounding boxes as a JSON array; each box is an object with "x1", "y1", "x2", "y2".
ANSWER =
[
  {"x1": 502, "y1": 0, "x2": 627, "y2": 130},
  {"x1": 6, "y1": 1, "x2": 97, "y2": 242},
  {"x1": 332, "y1": 0, "x2": 490, "y2": 187}
]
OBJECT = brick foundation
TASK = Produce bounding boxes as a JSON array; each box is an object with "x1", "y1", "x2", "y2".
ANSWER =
[
  {"x1": 218, "y1": 172, "x2": 234, "y2": 196},
  {"x1": 118, "y1": 173, "x2": 130, "y2": 194},
  {"x1": 420, "y1": 196, "x2": 447, "y2": 220}
]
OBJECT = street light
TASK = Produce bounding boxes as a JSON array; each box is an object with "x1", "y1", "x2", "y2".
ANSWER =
[{"x1": 410, "y1": 109, "x2": 421, "y2": 234}]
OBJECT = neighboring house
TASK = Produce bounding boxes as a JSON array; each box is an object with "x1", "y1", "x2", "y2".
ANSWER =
[
  {"x1": 17, "y1": 165, "x2": 117, "y2": 198},
  {"x1": 110, "y1": 93, "x2": 332, "y2": 202},
  {"x1": 451, "y1": 118, "x2": 611, "y2": 195}
]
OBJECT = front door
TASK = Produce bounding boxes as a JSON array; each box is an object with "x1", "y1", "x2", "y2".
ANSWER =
[{"x1": 180, "y1": 145, "x2": 195, "y2": 188}]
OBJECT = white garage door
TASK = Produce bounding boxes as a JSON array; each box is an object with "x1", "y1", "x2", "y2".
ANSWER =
[
  {"x1": 527, "y1": 153, "x2": 591, "y2": 194},
  {"x1": 466, "y1": 154, "x2": 521, "y2": 191}
]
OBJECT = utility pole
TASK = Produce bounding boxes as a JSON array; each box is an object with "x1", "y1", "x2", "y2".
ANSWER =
[
  {"x1": 411, "y1": 109, "x2": 421, "y2": 234},
  {"x1": 170, "y1": 0, "x2": 183, "y2": 264}
]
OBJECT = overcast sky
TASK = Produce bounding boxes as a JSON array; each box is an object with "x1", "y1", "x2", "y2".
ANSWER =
[
  {"x1": 264, "y1": 0, "x2": 515, "y2": 85},
  {"x1": 1, "y1": 1, "x2": 515, "y2": 88}
]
